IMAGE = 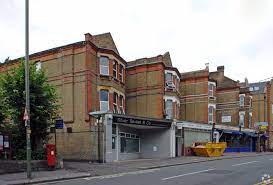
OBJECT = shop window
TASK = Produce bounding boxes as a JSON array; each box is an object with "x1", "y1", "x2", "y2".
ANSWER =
[
  {"x1": 99, "y1": 56, "x2": 109, "y2": 75},
  {"x1": 100, "y1": 90, "x2": 109, "y2": 111},
  {"x1": 120, "y1": 133, "x2": 140, "y2": 153},
  {"x1": 119, "y1": 64, "x2": 124, "y2": 82},
  {"x1": 113, "y1": 60, "x2": 117, "y2": 79},
  {"x1": 239, "y1": 94, "x2": 245, "y2": 108},
  {"x1": 119, "y1": 95, "x2": 125, "y2": 114},
  {"x1": 165, "y1": 100, "x2": 173, "y2": 119},
  {"x1": 113, "y1": 92, "x2": 118, "y2": 114},
  {"x1": 208, "y1": 83, "x2": 214, "y2": 97},
  {"x1": 112, "y1": 124, "x2": 116, "y2": 135},
  {"x1": 208, "y1": 106, "x2": 214, "y2": 124}
]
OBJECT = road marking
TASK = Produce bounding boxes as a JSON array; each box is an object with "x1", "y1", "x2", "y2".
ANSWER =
[
  {"x1": 161, "y1": 169, "x2": 214, "y2": 181},
  {"x1": 84, "y1": 169, "x2": 159, "y2": 181},
  {"x1": 232, "y1": 161, "x2": 259, "y2": 167}
]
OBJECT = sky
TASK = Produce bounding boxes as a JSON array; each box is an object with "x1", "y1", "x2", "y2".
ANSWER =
[{"x1": 1, "y1": 0, "x2": 273, "y2": 82}]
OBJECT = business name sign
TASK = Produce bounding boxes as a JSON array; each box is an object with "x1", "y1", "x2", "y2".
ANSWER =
[
  {"x1": 222, "y1": 116, "x2": 231, "y2": 123},
  {"x1": 113, "y1": 115, "x2": 171, "y2": 128}
]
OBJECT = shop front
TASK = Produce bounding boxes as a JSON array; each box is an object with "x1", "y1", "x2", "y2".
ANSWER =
[
  {"x1": 215, "y1": 125, "x2": 257, "y2": 152},
  {"x1": 176, "y1": 122, "x2": 212, "y2": 156},
  {"x1": 100, "y1": 113, "x2": 176, "y2": 162}
]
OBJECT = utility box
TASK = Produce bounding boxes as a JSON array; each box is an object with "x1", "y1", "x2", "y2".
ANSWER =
[{"x1": 46, "y1": 144, "x2": 56, "y2": 168}]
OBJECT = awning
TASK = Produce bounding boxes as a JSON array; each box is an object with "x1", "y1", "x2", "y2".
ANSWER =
[
  {"x1": 242, "y1": 132, "x2": 257, "y2": 137},
  {"x1": 218, "y1": 129, "x2": 242, "y2": 135}
]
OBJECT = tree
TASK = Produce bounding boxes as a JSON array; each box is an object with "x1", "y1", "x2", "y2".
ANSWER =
[{"x1": 0, "y1": 60, "x2": 60, "y2": 159}]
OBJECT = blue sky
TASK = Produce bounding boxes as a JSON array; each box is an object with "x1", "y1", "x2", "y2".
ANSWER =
[{"x1": 1, "y1": 0, "x2": 273, "y2": 82}]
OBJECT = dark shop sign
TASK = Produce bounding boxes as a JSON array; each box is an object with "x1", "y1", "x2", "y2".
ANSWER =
[{"x1": 113, "y1": 115, "x2": 171, "y2": 128}]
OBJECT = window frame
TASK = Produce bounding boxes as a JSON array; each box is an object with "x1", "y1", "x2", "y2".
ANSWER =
[
  {"x1": 119, "y1": 95, "x2": 125, "y2": 114},
  {"x1": 165, "y1": 73, "x2": 172, "y2": 83},
  {"x1": 165, "y1": 100, "x2": 173, "y2": 119},
  {"x1": 113, "y1": 60, "x2": 117, "y2": 79},
  {"x1": 239, "y1": 94, "x2": 245, "y2": 108},
  {"x1": 113, "y1": 92, "x2": 119, "y2": 114},
  {"x1": 119, "y1": 132, "x2": 140, "y2": 153},
  {"x1": 208, "y1": 82, "x2": 215, "y2": 97},
  {"x1": 100, "y1": 89, "x2": 109, "y2": 111},
  {"x1": 208, "y1": 105, "x2": 215, "y2": 124},
  {"x1": 119, "y1": 64, "x2": 124, "y2": 82},
  {"x1": 99, "y1": 56, "x2": 109, "y2": 75},
  {"x1": 239, "y1": 112, "x2": 245, "y2": 127}
]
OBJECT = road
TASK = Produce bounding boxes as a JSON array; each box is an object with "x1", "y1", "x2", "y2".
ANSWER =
[{"x1": 44, "y1": 154, "x2": 273, "y2": 185}]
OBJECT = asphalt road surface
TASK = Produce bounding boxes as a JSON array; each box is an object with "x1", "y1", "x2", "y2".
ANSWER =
[{"x1": 43, "y1": 154, "x2": 273, "y2": 185}]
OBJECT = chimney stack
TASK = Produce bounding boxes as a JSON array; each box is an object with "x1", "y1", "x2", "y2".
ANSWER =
[
  {"x1": 205, "y1": 63, "x2": 209, "y2": 70},
  {"x1": 84, "y1": 33, "x2": 93, "y2": 42}
]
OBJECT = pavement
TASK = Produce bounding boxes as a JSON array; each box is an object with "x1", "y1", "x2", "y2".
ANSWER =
[{"x1": 0, "y1": 152, "x2": 272, "y2": 185}]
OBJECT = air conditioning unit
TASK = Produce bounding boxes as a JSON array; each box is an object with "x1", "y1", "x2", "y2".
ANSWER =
[{"x1": 166, "y1": 81, "x2": 175, "y2": 89}]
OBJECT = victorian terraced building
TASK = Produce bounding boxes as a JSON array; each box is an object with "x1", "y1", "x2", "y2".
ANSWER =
[{"x1": 1, "y1": 32, "x2": 271, "y2": 161}]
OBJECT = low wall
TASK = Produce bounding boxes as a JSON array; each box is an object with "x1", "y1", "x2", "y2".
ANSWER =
[{"x1": 0, "y1": 160, "x2": 48, "y2": 174}]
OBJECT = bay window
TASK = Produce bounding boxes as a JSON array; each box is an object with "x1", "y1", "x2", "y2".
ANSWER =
[
  {"x1": 239, "y1": 94, "x2": 245, "y2": 108},
  {"x1": 99, "y1": 56, "x2": 109, "y2": 75},
  {"x1": 113, "y1": 60, "x2": 117, "y2": 79},
  {"x1": 100, "y1": 90, "x2": 109, "y2": 111},
  {"x1": 119, "y1": 95, "x2": 124, "y2": 114},
  {"x1": 165, "y1": 73, "x2": 172, "y2": 82},
  {"x1": 165, "y1": 100, "x2": 173, "y2": 119},
  {"x1": 119, "y1": 64, "x2": 124, "y2": 82},
  {"x1": 208, "y1": 105, "x2": 214, "y2": 124},
  {"x1": 113, "y1": 92, "x2": 118, "y2": 114}
]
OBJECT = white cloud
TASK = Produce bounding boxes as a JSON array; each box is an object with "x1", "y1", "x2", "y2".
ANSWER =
[{"x1": 1, "y1": 0, "x2": 273, "y2": 82}]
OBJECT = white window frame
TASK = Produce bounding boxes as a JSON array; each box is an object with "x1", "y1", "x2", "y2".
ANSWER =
[
  {"x1": 165, "y1": 73, "x2": 172, "y2": 83},
  {"x1": 113, "y1": 60, "x2": 117, "y2": 79},
  {"x1": 239, "y1": 111, "x2": 245, "y2": 127},
  {"x1": 113, "y1": 92, "x2": 118, "y2": 114},
  {"x1": 99, "y1": 56, "x2": 109, "y2": 75},
  {"x1": 119, "y1": 95, "x2": 125, "y2": 114},
  {"x1": 239, "y1": 94, "x2": 245, "y2": 108},
  {"x1": 249, "y1": 112, "x2": 252, "y2": 128},
  {"x1": 249, "y1": 96, "x2": 253, "y2": 108},
  {"x1": 119, "y1": 64, "x2": 124, "y2": 82},
  {"x1": 165, "y1": 99, "x2": 173, "y2": 119},
  {"x1": 100, "y1": 90, "x2": 109, "y2": 111},
  {"x1": 208, "y1": 82, "x2": 216, "y2": 97},
  {"x1": 208, "y1": 104, "x2": 216, "y2": 124}
]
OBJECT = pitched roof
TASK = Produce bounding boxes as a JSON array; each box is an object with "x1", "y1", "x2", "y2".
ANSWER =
[
  {"x1": 248, "y1": 82, "x2": 268, "y2": 94},
  {"x1": 162, "y1": 52, "x2": 172, "y2": 67},
  {"x1": 127, "y1": 52, "x2": 172, "y2": 68},
  {"x1": 92, "y1": 32, "x2": 119, "y2": 55}
]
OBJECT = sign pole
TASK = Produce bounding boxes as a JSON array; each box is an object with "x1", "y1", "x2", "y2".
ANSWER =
[{"x1": 25, "y1": 0, "x2": 31, "y2": 179}]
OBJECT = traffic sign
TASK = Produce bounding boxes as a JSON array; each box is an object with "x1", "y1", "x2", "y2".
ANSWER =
[{"x1": 55, "y1": 119, "x2": 64, "y2": 129}]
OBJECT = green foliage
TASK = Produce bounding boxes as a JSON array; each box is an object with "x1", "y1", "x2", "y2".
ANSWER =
[{"x1": 0, "y1": 61, "x2": 60, "y2": 160}]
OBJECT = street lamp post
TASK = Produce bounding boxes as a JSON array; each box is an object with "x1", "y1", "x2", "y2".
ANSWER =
[{"x1": 25, "y1": 0, "x2": 31, "y2": 179}]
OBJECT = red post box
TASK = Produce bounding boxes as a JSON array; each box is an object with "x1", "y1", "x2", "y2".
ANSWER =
[{"x1": 46, "y1": 144, "x2": 56, "y2": 168}]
